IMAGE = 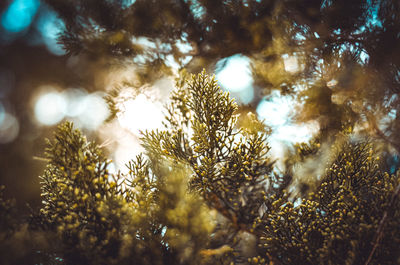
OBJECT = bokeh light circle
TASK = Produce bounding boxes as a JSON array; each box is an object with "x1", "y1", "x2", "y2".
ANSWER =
[{"x1": 34, "y1": 91, "x2": 67, "y2": 126}]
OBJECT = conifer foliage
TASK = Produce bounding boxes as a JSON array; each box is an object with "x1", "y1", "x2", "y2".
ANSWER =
[{"x1": 1, "y1": 71, "x2": 400, "y2": 264}]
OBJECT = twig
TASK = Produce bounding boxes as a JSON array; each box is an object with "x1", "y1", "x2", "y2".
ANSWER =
[
  {"x1": 365, "y1": 111, "x2": 400, "y2": 153},
  {"x1": 364, "y1": 182, "x2": 400, "y2": 265},
  {"x1": 32, "y1": 156, "x2": 50, "y2": 162}
]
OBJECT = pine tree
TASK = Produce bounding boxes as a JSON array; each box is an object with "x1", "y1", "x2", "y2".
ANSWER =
[{"x1": 1, "y1": 70, "x2": 400, "y2": 264}]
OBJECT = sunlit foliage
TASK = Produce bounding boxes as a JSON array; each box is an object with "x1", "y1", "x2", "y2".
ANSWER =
[
  {"x1": 44, "y1": 0, "x2": 400, "y2": 154},
  {"x1": 1, "y1": 71, "x2": 400, "y2": 264}
]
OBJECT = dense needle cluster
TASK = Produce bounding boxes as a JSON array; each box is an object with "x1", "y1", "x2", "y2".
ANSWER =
[{"x1": 259, "y1": 141, "x2": 400, "y2": 264}]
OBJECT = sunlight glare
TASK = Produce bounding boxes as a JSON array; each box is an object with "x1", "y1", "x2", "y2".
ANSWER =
[
  {"x1": 115, "y1": 139, "x2": 144, "y2": 172},
  {"x1": 117, "y1": 94, "x2": 164, "y2": 135},
  {"x1": 216, "y1": 54, "x2": 253, "y2": 92}
]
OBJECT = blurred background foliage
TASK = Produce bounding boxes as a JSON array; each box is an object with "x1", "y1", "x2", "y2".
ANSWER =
[{"x1": 1, "y1": 0, "x2": 400, "y2": 213}]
